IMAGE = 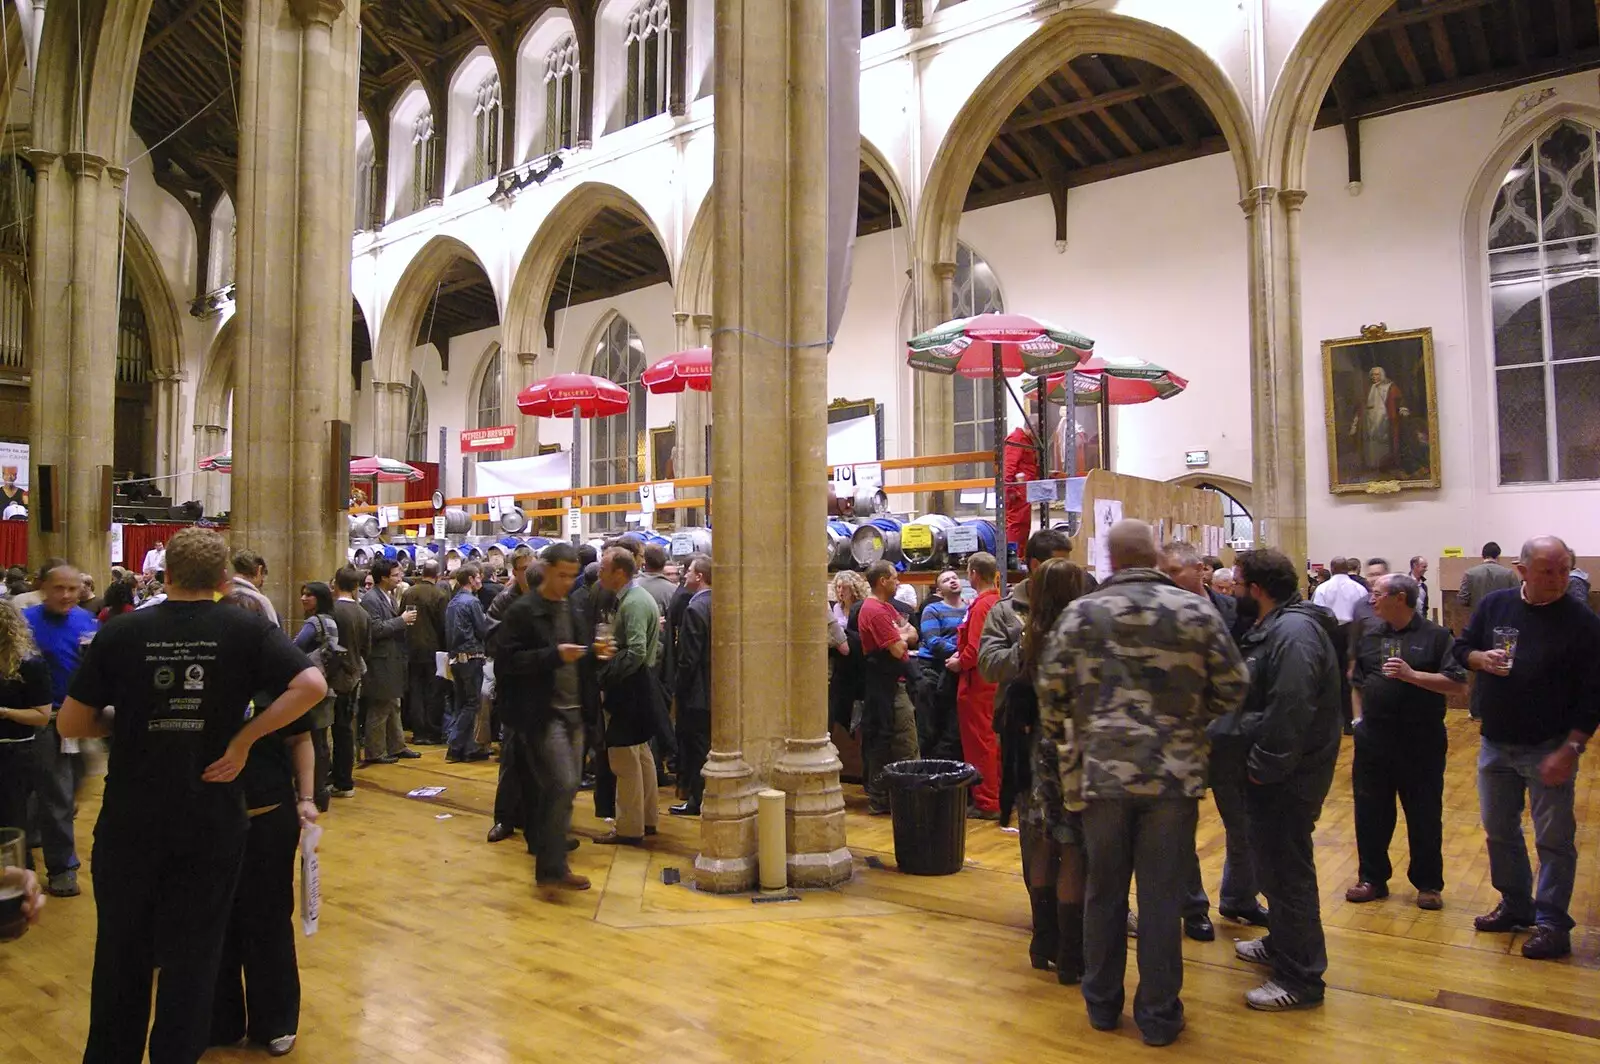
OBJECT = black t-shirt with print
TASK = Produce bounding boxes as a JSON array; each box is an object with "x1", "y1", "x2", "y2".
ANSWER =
[
  {"x1": 68, "y1": 600, "x2": 313, "y2": 835},
  {"x1": 0, "y1": 656, "x2": 51, "y2": 742}
]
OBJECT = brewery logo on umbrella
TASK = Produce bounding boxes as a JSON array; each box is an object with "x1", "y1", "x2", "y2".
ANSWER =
[
  {"x1": 906, "y1": 313, "x2": 1094, "y2": 378},
  {"x1": 642, "y1": 348, "x2": 712, "y2": 394}
]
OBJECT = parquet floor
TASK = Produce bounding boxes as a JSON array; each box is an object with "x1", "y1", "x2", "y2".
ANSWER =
[{"x1": 5, "y1": 711, "x2": 1600, "y2": 1062}]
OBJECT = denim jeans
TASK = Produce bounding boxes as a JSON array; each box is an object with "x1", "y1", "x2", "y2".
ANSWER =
[
  {"x1": 1478, "y1": 737, "x2": 1578, "y2": 930},
  {"x1": 518, "y1": 709, "x2": 585, "y2": 880},
  {"x1": 446, "y1": 660, "x2": 487, "y2": 758},
  {"x1": 1246, "y1": 764, "x2": 1335, "y2": 1001},
  {"x1": 1208, "y1": 738, "x2": 1261, "y2": 912},
  {"x1": 1081, "y1": 797, "x2": 1196, "y2": 1042}
]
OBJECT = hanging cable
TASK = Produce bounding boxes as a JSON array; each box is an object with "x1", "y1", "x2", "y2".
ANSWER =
[{"x1": 122, "y1": 90, "x2": 225, "y2": 167}]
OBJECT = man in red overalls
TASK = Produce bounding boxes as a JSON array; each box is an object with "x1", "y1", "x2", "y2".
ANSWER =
[
  {"x1": 1004, "y1": 423, "x2": 1040, "y2": 564},
  {"x1": 954, "y1": 551, "x2": 1002, "y2": 818}
]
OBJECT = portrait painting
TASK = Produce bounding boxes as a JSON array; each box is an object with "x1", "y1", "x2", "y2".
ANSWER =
[{"x1": 1322, "y1": 324, "x2": 1441, "y2": 494}]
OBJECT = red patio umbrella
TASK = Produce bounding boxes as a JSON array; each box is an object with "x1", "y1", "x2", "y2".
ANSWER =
[
  {"x1": 516, "y1": 372, "x2": 630, "y2": 418},
  {"x1": 641, "y1": 347, "x2": 711, "y2": 394}
]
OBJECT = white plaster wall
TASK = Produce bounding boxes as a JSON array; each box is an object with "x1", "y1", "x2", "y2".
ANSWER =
[
  {"x1": 828, "y1": 225, "x2": 913, "y2": 459},
  {"x1": 1300, "y1": 72, "x2": 1600, "y2": 564},
  {"x1": 545, "y1": 282, "x2": 679, "y2": 457}
]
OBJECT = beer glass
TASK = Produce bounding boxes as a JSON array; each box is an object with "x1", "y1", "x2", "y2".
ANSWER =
[{"x1": 1492, "y1": 626, "x2": 1519, "y2": 667}]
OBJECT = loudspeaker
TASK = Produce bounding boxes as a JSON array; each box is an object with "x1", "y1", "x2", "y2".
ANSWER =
[
  {"x1": 35, "y1": 464, "x2": 58, "y2": 532},
  {"x1": 328, "y1": 420, "x2": 351, "y2": 514}
]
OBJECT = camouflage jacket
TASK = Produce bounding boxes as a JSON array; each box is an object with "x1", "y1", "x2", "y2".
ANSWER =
[{"x1": 1034, "y1": 567, "x2": 1249, "y2": 814}]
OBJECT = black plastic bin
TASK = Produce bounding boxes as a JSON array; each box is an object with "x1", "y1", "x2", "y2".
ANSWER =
[{"x1": 882, "y1": 759, "x2": 979, "y2": 876}]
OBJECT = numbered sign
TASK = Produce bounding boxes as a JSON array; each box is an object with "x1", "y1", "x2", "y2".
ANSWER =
[
  {"x1": 638, "y1": 483, "x2": 656, "y2": 515},
  {"x1": 946, "y1": 525, "x2": 979, "y2": 554}
]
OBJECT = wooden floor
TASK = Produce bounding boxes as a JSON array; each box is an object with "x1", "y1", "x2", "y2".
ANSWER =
[{"x1": 5, "y1": 712, "x2": 1600, "y2": 1062}]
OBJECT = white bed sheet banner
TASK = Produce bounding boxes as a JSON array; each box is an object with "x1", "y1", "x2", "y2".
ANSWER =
[{"x1": 475, "y1": 451, "x2": 572, "y2": 498}]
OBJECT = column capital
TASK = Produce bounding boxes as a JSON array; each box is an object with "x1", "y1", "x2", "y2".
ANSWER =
[
  {"x1": 1239, "y1": 186, "x2": 1278, "y2": 218},
  {"x1": 673, "y1": 310, "x2": 691, "y2": 326},
  {"x1": 932, "y1": 260, "x2": 957, "y2": 281},
  {"x1": 288, "y1": 0, "x2": 345, "y2": 27},
  {"x1": 151, "y1": 368, "x2": 189, "y2": 383},
  {"x1": 23, "y1": 148, "x2": 58, "y2": 172},
  {"x1": 692, "y1": 313, "x2": 713, "y2": 331},
  {"x1": 63, "y1": 151, "x2": 110, "y2": 179},
  {"x1": 1279, "y1": 189, "x2": 1308, "y2": 212},
  {"x1": 194, "y1": 422, "x2": 228, "y2": 435},
  {"x1": 374, "y1": 379, "x2": 410, "y2": 395},
  {"x1": 516, "y1": 350, "x2": 539, "y2": 368}
]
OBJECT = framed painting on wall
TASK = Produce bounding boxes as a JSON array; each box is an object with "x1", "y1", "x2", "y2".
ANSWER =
[
  {"x1": 1322, "y1": 324, "x2": 1441, "y2": 494},
  {"x1": 650, "y1": 425, "x2": 676, "y2": 482}
]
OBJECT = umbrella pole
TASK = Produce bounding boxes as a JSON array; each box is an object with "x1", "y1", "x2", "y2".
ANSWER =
[
  {"x1": 570, "y1": 416, "x2": 582, "y2": 545},
  {"x1": 991, "y1": 344, "x2": 1007, "y2": 595},
  {"x1": 1036, "y1": 385, "x2": 1048, "y2": 537}
]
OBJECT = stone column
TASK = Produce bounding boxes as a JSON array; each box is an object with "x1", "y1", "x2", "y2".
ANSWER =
[
  {"x1": 151, "y1": 369, "x2": 188, "y2": 484},
  {"x1": 1242, "y1": 186, "x2": 1308, "y2": 569},
  {"x1": 370, "y1": 380, "x2": 411, "y2": 459},
  {"x1": 673, "y1": 312, "x2": 710, "y2": 479},
  {"x1": 696, "y1": 0, "x2": 849, "y2": 892},
  {"x1": 233, "y1": 0, "x2": 359, "y2": 615},
  {"x1": 514, "y1": 350, "x2": 541, "y2": 457},
  {"x1": 912, "y1": 259, "x2": 955, "y2": 511},
  {"x1": 26, "y1": 149, "x2": 123, "y2": 578}
]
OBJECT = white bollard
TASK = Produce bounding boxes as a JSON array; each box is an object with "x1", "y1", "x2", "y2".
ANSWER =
[{"x1": 757, "y1": 788, "x2": 788, "y2": 892}]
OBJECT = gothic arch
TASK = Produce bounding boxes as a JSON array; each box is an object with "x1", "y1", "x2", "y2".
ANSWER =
[
  {"x1": 372, "y1": 234, "x2": 498, "y2": 384},
  {"x1": 502, "y1": 180, "x2": 670, "y2": 357},
  {"x1": 196, "y1": 315, "x2": 237, "y2": 430},
  {"x1": 914, "y1": 9, "x2": 1257, "y2": 274},
  {"x1": 121, "y1": 212, "x2": 184, "y2": 377},
  {"x1": 1260, "y1": 0, "x2": 1395, "y2": 192},
  {"x1": 34, "y1": 0, "x2": 152, "y2": 159}
]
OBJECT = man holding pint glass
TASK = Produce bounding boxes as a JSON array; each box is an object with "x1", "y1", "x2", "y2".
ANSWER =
[{"x1": 1453, "y1": 536, "x2": 1600, "y2": 961}]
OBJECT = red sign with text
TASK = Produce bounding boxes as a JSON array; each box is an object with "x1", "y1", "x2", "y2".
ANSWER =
[{"x1": 460, "y1": 426, "x2": 517, "y2": 453}]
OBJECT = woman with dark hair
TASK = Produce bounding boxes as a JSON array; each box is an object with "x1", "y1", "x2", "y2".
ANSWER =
[
  {"x1": 1002, "y1": 558, "x2": 1088, "y2": 981},
  {"x1": 210, "y1": 588, "x2": 320, "y2": 1056},
  {"x1": 97, "y1": 580, "x2": 136, "y2": 623},
  {"x1": 293, "y1": 582, "x2": 340, "y2": 811},
  {"x1": 0, "y1": 599, "x2": 51, "y2": 859}
]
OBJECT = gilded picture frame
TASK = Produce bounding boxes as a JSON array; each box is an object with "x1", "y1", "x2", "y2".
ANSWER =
[{"x1": 1322, "y1": 324, "x2": 1441, "y2": 495}]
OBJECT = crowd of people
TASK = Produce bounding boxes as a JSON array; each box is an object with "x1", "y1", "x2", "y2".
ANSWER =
[
  {"x1": 829, "y1": 524, "x2": 1597, "y2": 1047},
  {"x1": 0, "y1": 517, "x2": 1592, "y2": 1058}
]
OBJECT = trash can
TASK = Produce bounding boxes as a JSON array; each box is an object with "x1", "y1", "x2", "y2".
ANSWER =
[{"x1": 882, "y1": 759, "x2": 979, "y2": 876}]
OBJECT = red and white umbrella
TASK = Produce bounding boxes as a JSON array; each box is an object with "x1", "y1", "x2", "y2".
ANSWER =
[
  {"x1": 906, "y1": 313, "x2": 1094, "y2": 379},
  {"x1": 641, "y1": 347, "x2": 711, "y2": 394},
  {"x1": 516, "y1": 373, "x2": 630, "y2": 419},
  {"x1": 198, "y1": 452, "x2": 422, "y2": 482}
]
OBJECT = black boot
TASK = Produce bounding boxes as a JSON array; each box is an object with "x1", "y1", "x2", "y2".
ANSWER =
[
  {"x1": 1028, "y1": 886, "x2": 1059, "y2": 971},
  {"x1": 1056, "y1": 902, "x2": 1084, "y2": 985}
]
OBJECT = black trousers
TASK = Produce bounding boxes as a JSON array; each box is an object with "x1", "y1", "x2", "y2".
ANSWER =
[
  {"x1": 1245, "y1": 764, "x2": 1335, "y2": 1000},
  {"x1": 210, "y1": 802, "x2": 301, "y2": 1047},
  {"x1": 518, "y1": 709, "x2": 584, "y2": 881},
  {"x1": 405, "y1": 653, "x2": 446, "y2": 740},
  {"x1": 494, "y1": 727, "x2": 525, "y2": 830},
  {"x1": 329, "y1": 692, "x2": 358, "y2": 793},
  {"x1": 0, "y1": 741, "x2": 32, "y2": 869},
  {"x1": 913, "y1": 662, "x2": 962, "y2": 762},
  {"x1": 1352, "y1": 723, "x2": 1446, "y2": 892},
  {"x1": 675, "y1": 705, "x2": 711, "y2": 807},
  {"x1": 84, "y1": 822, "x2": 247, "y2": 1064},
  {"x1": 1335, "y1": 624, "x2": 1354, "y2": 729},
  {"x1": 587, "y1": 703, "x2": 615, "y2": 820}
]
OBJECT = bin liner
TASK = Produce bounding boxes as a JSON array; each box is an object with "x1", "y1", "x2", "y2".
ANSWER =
[{"x1": 882, "y1": 759, "x2": 980, "y2": 876}]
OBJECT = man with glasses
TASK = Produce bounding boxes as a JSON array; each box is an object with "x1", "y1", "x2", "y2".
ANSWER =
[{"x1": 1344, "y1": 573, "x2": 1466, "y2": 912}]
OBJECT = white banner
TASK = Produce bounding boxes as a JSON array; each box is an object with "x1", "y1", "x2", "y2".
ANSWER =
[{"x1": 476, "y1": 450, "x2": 572, "y2": 497}]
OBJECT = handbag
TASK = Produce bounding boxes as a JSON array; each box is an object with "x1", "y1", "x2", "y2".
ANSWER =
[{"x1": 299, "y1": 823, "x2": 323, "y2": 937}]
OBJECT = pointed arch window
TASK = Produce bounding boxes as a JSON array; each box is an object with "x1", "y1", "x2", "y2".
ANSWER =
[
  {"x1": 116, "y1": 273, "x2": 151, "y2": 385},
  {"x1": 472, "y1": 75, "x2": 502, "y2": 185},
  {"x1": 624, "y1": 0, "x2": 670, "y2": 127},
  {"x1": 355, "y1": 138, "x2": 376, "y2": 232},
  {"x1": 589, "y1": 315, "x2": 646, "y2": 529},
  {"x1": 862, "y1": 0, "x2": 897, "y2": 37},
  {"x1": 1198, "y1": 484, "x2": 1253, "y2": 547},
  {"x1": 476, "y1": 347, "x2": 503, "y2": 429},
  {"x1": 407, "y1": 372, "x2": 429, "y2": 463},
  {"x1": 544, "y1": 35, "x2": 579, "y2": 156},
  {"x1": 411, "y1": 110, "x2": 436, "y2": 214},
  {"x1": 1487, "y1": 119, "x2": 1600, "y2": 483},
  {"x1": 951, "y1": 242, "x2": 1001, "y2": 487}
]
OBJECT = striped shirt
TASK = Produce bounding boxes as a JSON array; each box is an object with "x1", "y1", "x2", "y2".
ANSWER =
[{"x1": 917, "y1": 599, "x2": 967, "y2": 659}]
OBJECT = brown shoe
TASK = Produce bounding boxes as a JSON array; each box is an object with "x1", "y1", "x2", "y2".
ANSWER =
[
  {"x1": 1520, "y1": 925, "x2": 1571, "y2": 960},
  {"x1": 1344, "y1": 881, "x2": 1388, "y2": 904},
  {"x1": 1416, "y1": 891, "x2": 1443, "y2": 911},
  {"x1": 593, "y1": 832, "x2": 644, "y2": 846},
  {"x1": 537, "y1": 872, "x2": 591, "y2": 892}
]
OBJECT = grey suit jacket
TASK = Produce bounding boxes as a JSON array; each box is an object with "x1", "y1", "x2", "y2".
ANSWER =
[
  {"x1": 361, "y1": 587, "x2": 409, "y2": 701},
  {"x1": 1458, "y1": 561, "x2": 1519, "y2": 610}
]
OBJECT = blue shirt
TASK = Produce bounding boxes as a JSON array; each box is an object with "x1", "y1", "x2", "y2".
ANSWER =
[
  {"x1": 24, "y1": 604, "x2": 99, "y2": 707},
  {"x1": 917, "y1": 599, "x2": 967, "y2": 660}
]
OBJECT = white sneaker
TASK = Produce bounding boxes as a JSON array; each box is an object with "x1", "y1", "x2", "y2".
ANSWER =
[
  {"x1": 1245, "y1": 979, "x2": 1320, "y2": 1011},
  {"x1": 266, "y1": 1034, "x2": 297, "y2": 1056},
  {"x1": 1234, "y1": 938, "x2": 1271, "y2": 965},
  {"x1": 329, "y1": 788, "x2": 356, "y2": 799}
]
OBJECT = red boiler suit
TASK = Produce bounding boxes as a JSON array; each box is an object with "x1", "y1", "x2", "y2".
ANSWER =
[
  {"x1": 1003, "y1": 426, "x2": 1038, "y2": 558},
  {"x1": 955, "y1": 587, "x2": 1002, "y2": 813}
]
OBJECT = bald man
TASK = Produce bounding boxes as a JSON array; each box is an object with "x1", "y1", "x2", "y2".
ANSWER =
[
  {"x1": 1037, "y1": 520, "x2": 1248, "y2": 1045},
  {"x1": 1453, "y1": 535, "x2": 1600, "y2": 961}
]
